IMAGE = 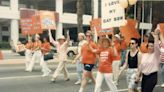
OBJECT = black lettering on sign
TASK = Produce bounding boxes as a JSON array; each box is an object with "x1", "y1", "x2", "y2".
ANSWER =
[
  {"x1": 108, "y1": 0, "x2": 119, "y2": 6},
  {"x1": 114, "y1": 16, "x2": 123, "y2": 21},
  {"x1": 103, "y1": 18, "x2": 111, "y2": 23},
  {"x1": 109, "y1": 9, "x2": 116, "y2": 14}
]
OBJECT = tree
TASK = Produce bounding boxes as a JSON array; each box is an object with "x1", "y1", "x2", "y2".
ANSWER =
[{"x1": 76, "y1": 0, "x2": 84, "y2": 33}]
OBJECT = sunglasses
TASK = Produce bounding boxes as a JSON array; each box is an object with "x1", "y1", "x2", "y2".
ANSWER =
[
  {"x1": 130, "y1": 42, "x2": 135, "y2": 45},
  {"x1": 86, "y1": 35, "x2": 91, "y2": 37}
]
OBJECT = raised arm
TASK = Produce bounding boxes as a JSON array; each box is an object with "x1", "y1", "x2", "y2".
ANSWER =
[{"x1": 48, "y1": 30, "x2": 58, "y2": 46}]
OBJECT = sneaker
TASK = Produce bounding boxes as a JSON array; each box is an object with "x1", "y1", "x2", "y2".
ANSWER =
[
  {"x1": 42, "y1": 70, "x2": 51, "y2": 77},
  {"x1": 65, "y1": 78, "x2": 70, "y2": 81},
  {"x1": 26, "y1": 69, "x2": 32, "y2": 72},
  {"x1": 74, "y1": 80, "x2": 81, "y2": 85},
  {"x1": 161, "y1": 83, "x2": 164, "y2": 88},
  {"x1": 114, "y1": 81, "x2": 118, "y2": 86},
  {"x1": 51, "y1": 78, "x2": 56, "y2": 83}
]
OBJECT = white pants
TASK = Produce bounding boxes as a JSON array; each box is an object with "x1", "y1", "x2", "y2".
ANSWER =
[
  {"x1": 94, "y1": 71, "x2": 118, "y2": 92},
  {"x1": 112, "y1": 60, "x2": 120, "y2": 82},
  {"x1": 52, "y1": 60, "x2": 69, "y2": 79},
  {"x1": 40, "y1": 55, "x2": 51, "y2": 74},
  {"x1": 25, "y1": 49, "x2": 32, "y2": 70}
]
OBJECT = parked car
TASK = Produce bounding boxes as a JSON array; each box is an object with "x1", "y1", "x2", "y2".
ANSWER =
[{"x1": 52, "y1": 46, "x2": 78, "y2": 58}]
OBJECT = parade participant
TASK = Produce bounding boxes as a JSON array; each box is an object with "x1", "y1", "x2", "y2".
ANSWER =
[
  {"x1": 26, "y1": 34, "x2": 42, "y2": 72},
  {"x1": 90, "y1": 37, "x2": 118, "y2": 92},
  {"x1": 140, "y1": 35, "x2": 149, "y2": 53},
  {"x1": 119, "y1": 38, "x2": 141, "y2": 92},
  {"x1": 25, "y1": 36, "x2": 33, "y2": 71},
  {"x1": 48, "y1": 30, "x2": 70, "y2": 82},
  {"x1": 74, "y1": 31, "x2": 97, "y2": 92},
  {"x1": 159, "y1": 33, "x2": 164, "y2": 88},
  {"x1": 135, "y1": 29, "x2": 161, "y2": 92},
  {"x1": 112, "y1": 34, "x2": 121, "y2": 85},
  {"x1": 72, "y1": 32, "x2": 87, "y2": 85},
  {"x1": 120, "y1": 36, "x2": 128, "y2": 66},
  {"x1": 0, "y1": 50, "x2": 3, "y2": 60},
  {"x1": 40, "y1": 37, "x2": 52, "y2": 77}
]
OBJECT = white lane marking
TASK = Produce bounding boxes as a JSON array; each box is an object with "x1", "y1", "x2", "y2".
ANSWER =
[
  {"x1": 0, "y1": 72, "x2": 79, "y2": 80},
  {"x1": 0, "y1": 71, "x2": 97, "y2": 80}
]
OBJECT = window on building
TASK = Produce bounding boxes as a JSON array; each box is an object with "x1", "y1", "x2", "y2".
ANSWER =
[
  {"x1": 2, "y1": 36, "x2": 9, "y2": 42},
  {"x1": 0, "y1": 0, "x2": 10, "y2": 6},
  {"x1": 19, "y1": 0, "x2": 55, "y2": 11},
  {"x1": 2, "y1": 26, "x2": 9, "y2": 31},
  {"x1": 63, "y1": 0, "x2": 91, "y2": 15}
]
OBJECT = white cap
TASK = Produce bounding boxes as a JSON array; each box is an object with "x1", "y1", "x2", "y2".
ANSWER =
[
  {"x1": 35, "y1": 34, "x2": 40, "y2": 38},
  {"x1": 57, "y1": 35, "x2": 65, "y2": 40},
  {"x1": 114, "y1": 34, "x2": 120, "y2": 40}
]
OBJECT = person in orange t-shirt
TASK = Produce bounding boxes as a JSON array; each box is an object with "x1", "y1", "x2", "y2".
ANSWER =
[
  {"x1": 112, "y1": 34, "x2": 121, "y2": 85},
  {"x1": 40, "y1": 37, "x2": 52, "y2": 77},
  {"x1": 25, "y1": 36, "x2": 33, "y2": 71},
  {"x1": 140, "y1": 35, "x2": 148, "y2": 53},
  {"x1": 26, "y1": 34, "x2": 42, "y2": 72},
  {"x1": 0, "y1": 50, "x2": 3, "y2": 60},
  {"x1": 74, "y1": 31, "x2": 97, "y2": 92},
  {"x1": 90, "y1": 38, "x2": 118, "y2": 92}
]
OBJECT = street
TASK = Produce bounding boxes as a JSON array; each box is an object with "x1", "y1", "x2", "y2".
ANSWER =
[
  {"x1": 0, "y1": 61, "x2": 163, "y2": 92},
  {"x1": 0, "y1": 50, "x2": 163, "y2": 92}
]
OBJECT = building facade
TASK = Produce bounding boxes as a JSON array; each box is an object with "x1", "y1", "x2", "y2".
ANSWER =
[
  {"x1": 0, "y1": 0, "x2": 164, "y2": 47},
  {"x1": 0, "y1": 0, "x2": 97, "y2": 47}
]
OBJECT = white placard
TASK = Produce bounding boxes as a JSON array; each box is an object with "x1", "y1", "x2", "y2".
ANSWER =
[{"x1": 101, "y1": 0, "x2": 126, "y2": 29}]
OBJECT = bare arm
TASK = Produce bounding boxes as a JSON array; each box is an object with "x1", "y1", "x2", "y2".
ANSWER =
[
  {"x1": 119, "y1": 50, "x2": 129, "y2": 76},
  {"x1": 48, "y1": 30, "x2": 58, "y2": 46}
]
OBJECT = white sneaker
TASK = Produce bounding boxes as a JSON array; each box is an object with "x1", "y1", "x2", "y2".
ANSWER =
[
  {"x1": 74, "y1": 80, "x2": 81, "y2": 85},
  {"x1": 114, "y1": 81, "x2": 118, "y2": 86},
  {"x1": 42, "y1": 70, "x2": 51, "y2": 77},
  {"x1": 26, "y1": 69, "x2": 32, "y2": 72},
  {"x1": 161, "y1": 83, "x2": 164, "y2": 88}
]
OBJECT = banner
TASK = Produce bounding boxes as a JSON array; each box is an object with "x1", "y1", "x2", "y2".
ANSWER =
[
  {"x1": 20, "y1": 9, "x2": 36, "y2": 35},
  {"x1": 31, "y1": 15, "x2": 42, "y2": 34},
  {"x1": 101, "y1": 0, "x2": 126, "y2": 29},
  {"x1": 39, "y1": 11, "x2": 56, "y2": 30},
  {"x1": 20, "y1": 18, "x2": 33, "y2": 35},
  {"x1": 120, "y1": 19, "x2": 140, "y2": 44},
  {"x1": 90, "y1": 18, "x2": 113, "y2": 36}
]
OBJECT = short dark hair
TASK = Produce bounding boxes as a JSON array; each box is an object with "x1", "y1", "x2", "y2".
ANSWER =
[
  {"x1": 146, "y1": 40, "x2": 154, "y2": 48},
  {"x1": 131, "y1": 38, "x2": 139, "y2": 44}
]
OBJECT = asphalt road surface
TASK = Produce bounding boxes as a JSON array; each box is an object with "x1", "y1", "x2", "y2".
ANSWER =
[{"x1": 0, "y1": 62, "x2": 163, "y2": 92}]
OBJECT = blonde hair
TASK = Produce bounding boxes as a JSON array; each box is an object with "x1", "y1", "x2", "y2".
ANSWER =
[{"x1": 78, "y1": 32, "x2": 86, "y2": 39}]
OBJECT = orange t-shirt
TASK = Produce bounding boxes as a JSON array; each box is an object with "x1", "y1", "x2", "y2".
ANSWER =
[
  {"x1": 0, "y1": 51, "x2": 3, "y2": 60},
  {"x1": 121, "y1": 40, "x2": 127, "y2": 50},
  {"x1": 41, "y1": 42, "x2": 51, "y2": 54},
  {"x1": 33, "y1": 41, "x2": 42, "y2": 50},
  {"x1": 81, "y1": 42, "x2": 97, "y2": 64},
  {"x1": 25, "y1": 42, "x2": 33, "y2": 50},
  {"x1": 113, "y1": 41, "x2": 121, "y2": 60},
  {"x1": 140, "y1": 42, "x2": 148, "y2": 53},
  {"x1": 97, "y1": 47, "x2": 114, "y2": 73}
]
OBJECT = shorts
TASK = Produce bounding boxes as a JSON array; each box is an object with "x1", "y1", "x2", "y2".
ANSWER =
[
  {"x1": 84, "y1": 64, "x2": 94, "y2": 72},
  {"x1": 126, "y1": 69, "x2": 138, "y2": 89}
]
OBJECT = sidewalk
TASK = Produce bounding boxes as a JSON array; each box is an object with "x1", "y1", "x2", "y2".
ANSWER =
[{"x1": 0, "y1": 50, "x2": 73, "y2": 65}]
